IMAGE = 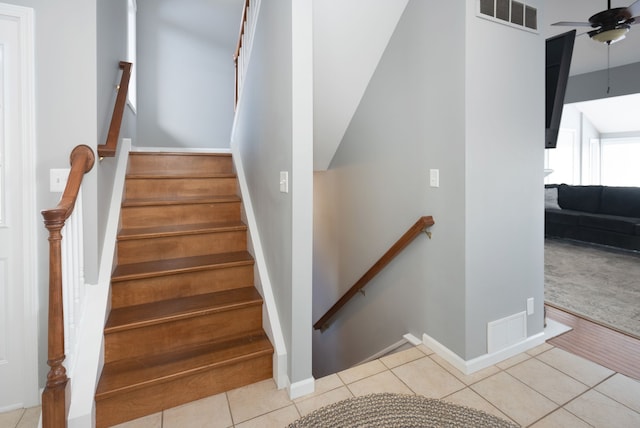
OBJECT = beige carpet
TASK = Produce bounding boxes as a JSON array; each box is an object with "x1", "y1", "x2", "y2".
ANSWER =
[
  {"x1": 545, "y1": 238, "x2": 640, "y2": 339},
  {"x1": 287, "y1": 393, "x2": 517, "y2": 428}
]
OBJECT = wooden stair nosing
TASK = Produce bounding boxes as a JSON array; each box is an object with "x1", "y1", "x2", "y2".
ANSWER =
[
  {"x1": 128, "y1": 152, "x2": 232, "y2": 158},
  {"x1": 121, "y1": 194, "x2": 241, "y2": 208},
  {"x1": 117, "y1": 221, "x2": 247, "y2": 241},
  {"x1": 111, "y1": 251, "x2": 254, "y2": 282},
  {"x1": 105, "y1": 287, "x2": 263, "y2": 334},
  {"x1": 126, "y1": 172, "x2": 237, "y2": 179},
  {"x1": 96, "y1": 331, "x2": 272, "y2": 400}
]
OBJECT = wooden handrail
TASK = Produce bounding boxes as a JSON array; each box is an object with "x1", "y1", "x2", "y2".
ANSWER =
[
  {"x1": 314, "y1": 216, "x2": 435, "y2": 331},
  {"x1": 233, "y1": 0, "x2": 250, "y2": 107},
  {"x1": 41, "y1": 145, "x2": 95, "y2": 428},
  {"x1": 98, "y1": 61, "x2": 132, "y2": 158}
]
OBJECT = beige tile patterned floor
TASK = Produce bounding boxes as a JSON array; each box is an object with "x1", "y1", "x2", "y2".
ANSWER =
[{"x1": 2, "y1": 343, "x2": 639, "y2": 427}]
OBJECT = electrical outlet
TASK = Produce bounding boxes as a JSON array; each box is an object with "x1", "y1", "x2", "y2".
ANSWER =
[
  {"x1": 50, "y1": 168, "x2": 70, "y2": 193},
  {"x1": 527, "y1": 298, "x2": 534, "y2": 315}
]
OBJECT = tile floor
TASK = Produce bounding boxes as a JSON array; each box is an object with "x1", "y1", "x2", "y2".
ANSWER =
[{"x1": 2, "y1": 343, "x2": 639, "y2": 427}]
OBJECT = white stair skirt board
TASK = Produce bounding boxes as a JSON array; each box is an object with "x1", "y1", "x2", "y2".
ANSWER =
[
  {"x1": 231, "y1": 143, "x2": 288, "y2": 391},
  {"x1": 67, "y1": 138, "x2": 132, "y2": 428}
]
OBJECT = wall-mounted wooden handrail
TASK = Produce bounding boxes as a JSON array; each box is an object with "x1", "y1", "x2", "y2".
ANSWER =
[
  {"x1": 233, "y1": 0, "x2": 250, "y2": 107},
  {"x1": 41, "y1": 144, "x2": 95, "y2": 428},
  {"x1": 98, "y1": 61, "x2": 132, "y2": 158},
  {"x1": 314, "y1": 216, "x2": 435, "y2": 331}
]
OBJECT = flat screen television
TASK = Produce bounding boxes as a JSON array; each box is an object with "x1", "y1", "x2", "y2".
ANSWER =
[{"x1": 545, "y1": 30, "x2": 575, "y2": 149}]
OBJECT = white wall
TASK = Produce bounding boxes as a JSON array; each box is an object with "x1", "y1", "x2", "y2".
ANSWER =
[
  {"x1": 313, "y1": 0, "x2": 546, "y2": 375},
  {"x1": 232, "y1": 0, "x2": 313, "y2": 392},
  {"x1": 136, "y1": 0, "x2": 241, "y2": 148}
]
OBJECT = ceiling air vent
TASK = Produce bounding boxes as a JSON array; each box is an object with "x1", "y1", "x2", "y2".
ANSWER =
[{"x1": 479, "y1": 0, "x2": 538, "y2": 31}]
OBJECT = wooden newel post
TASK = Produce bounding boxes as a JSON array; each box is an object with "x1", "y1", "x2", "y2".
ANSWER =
[
  {"x1": 40, "y1": 144, "x2": 95, "y2": 428},
  {"x1": 42, "y1": 212, "x2": 70, "y2": 428}
]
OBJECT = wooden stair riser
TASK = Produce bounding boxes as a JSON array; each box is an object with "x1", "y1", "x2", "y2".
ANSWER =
[
  {"x1": 104, "y1": 305, "x2": 263, "y2": 363},
  {"x1": 124, "y1": 177, "x2": 237, "y2": 200},
  {"x1": 117, "y1": 231, "x2": 247, "y2": 265},
  {"x1": 111, "y1": 265, "x2": 254, "y2": 309},
  {"x1": 95, "y1": 353, "x2": 272, "y2": 428},
  {"x1": 120, "y1": 202, "x2": 241, "y2": 228},
  {"x1": 127, "y1": 153, "x2": 233, "y2": 175}
]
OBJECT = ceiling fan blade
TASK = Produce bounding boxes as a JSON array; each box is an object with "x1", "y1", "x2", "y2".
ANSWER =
[
  {"x1": 628, "y1": 0, "x2": 640, "y2": 18},
  {"x1": 551, "y1": 21, "x2": 594, "y2": 27}
]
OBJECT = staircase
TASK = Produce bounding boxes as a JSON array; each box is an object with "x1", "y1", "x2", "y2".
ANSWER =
[{"x1": 95, "y1": 152, "x2": 273, "y2": 427}]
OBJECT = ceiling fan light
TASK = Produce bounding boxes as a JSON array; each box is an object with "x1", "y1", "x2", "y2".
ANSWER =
[{"x1": 591, "y1": 25, "x2": 630, "y2": 43}]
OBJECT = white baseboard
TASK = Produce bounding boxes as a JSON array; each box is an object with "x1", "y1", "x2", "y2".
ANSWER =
[
  {"x1": 422, "y1": 330, "x2": 547, "y2": 375},
  {"x1": 287, "y1": 376, "x2": 315, "y2": 400}
]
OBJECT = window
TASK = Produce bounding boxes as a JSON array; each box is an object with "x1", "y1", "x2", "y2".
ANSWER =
[
  {"x1": 599, "y1": 137, "x2": 640, "y2": 186},
  {"x1": 544, "y1": 129, "x2": 579, "y2": 185},
  {"x1": 127, "y1": 0, "x2": 137, "y2": 112}
]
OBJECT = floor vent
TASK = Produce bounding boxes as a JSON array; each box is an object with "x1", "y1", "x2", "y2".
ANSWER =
[{"x1": 478, "y1": 0, "x2": 538, "y2": 31}]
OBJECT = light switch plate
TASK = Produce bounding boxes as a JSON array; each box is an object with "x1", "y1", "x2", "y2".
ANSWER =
[
  {"x1": 279, "y1": 171, "x2": 289, "y2": 193},
  {"x1": 50, "y1": 168, "x2": 70, "y2": 192},
  {"x1": 429, "y1": 169, "x2": 439, "y2": 187}
]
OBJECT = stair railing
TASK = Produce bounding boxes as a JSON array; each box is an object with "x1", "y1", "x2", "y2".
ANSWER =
[
  {"x1": 233, "y1": 0, "x2": 261, "y2": 108},
  {"x1": 314, "y1": 216, "x2": 435, "y2": 332},
  {"x1": 98, "y1": 61, "x2": 132, "y2": 158},
  {"x1": 41, "y1": 144, "x2": 95, "y2": 428}
]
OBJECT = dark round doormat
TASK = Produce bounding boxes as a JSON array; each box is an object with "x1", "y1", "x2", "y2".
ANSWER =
[{"x1": 288, "y1": 392, "x2": 518, "y2": 427}]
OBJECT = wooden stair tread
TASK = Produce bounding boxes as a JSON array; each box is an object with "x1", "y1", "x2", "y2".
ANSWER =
[
  {"x1": 105, "y1": 287, "x2": 263, "y2": 333},
  {"x1": 126, "y1": 172, "x2": 237, "y2": 179},
  {"x1": 96, "y1": 332, "x2": 272, "y2": 400},
  {"x1": 122, "y1": 194, "x2": 241, "y2": 208},
  {"x1": 111, "y1": 251, "x2": 254, "y2": 282},
  {"x1": 118, "y1": 221, "x2": 247, "y2": 240}
]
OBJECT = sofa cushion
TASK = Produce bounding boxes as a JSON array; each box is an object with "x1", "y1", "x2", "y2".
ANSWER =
[
  {"x1": 545, "y1": 209, "x2": 581, "y2": 226},
  {"x1": 578, "y1": 213, "x2": 640, "y2": 235},
  {"x1": 545, "y1": 187, "x2": 561, "y2": 209},
  {"x1": 557, "y1": 184, "x2": 602, "y2": 213},
  {"x1": 599, "y1": 186, "x2": 640, "y2": 217}
]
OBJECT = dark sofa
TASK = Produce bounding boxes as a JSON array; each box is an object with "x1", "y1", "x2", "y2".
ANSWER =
[{"x1": 545, "y1": 184, "x2": 640, "y2": 251}]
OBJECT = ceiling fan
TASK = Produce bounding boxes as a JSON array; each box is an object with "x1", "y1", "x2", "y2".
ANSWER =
[{"x1": 552, "y1": 0, "x2": 640, "y2": 44}]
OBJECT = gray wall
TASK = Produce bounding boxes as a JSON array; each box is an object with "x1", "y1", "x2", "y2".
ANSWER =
[
  {"x1": 232, "y1": 0, "x2": 313, "y2": 386},
  {"x1": 313, "y1": 0, "x2": 545, "y2": 376},
  {"x1": 11, "y1": 0, "x2": 99, "y2": 385},
  {"x1": 313, "y1": 0, "x2": 467, "y2": 376},
  {"x1": 97, "y1": 0, "x2": 137, "y2": 251},
  {"x1": 463, "y1": 0, "x2": 545, "y2": 358},
  {"x1": 136, "y1": 0, "x2": 241, "y2": 148},
  {"x1": 566, "y1": 61, "x2": 640, "y2": 103}
]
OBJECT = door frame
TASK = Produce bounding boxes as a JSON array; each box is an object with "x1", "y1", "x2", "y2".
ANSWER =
[{"x1": 0, "y1": 2, "x2": 39, "y2": 410}]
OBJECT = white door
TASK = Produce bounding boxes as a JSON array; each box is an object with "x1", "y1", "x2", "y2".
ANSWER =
[{"x1": 0, "y1": 3, "x2": 38, "y2": 411}]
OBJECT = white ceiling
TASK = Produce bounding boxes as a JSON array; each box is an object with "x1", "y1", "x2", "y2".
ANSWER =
[
  {"x1": 572, "y1": 93, "x2": 640, "y2": 133},
  {"x1": 544, "y1": 1, "x2": 640, "y2": 135}
]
